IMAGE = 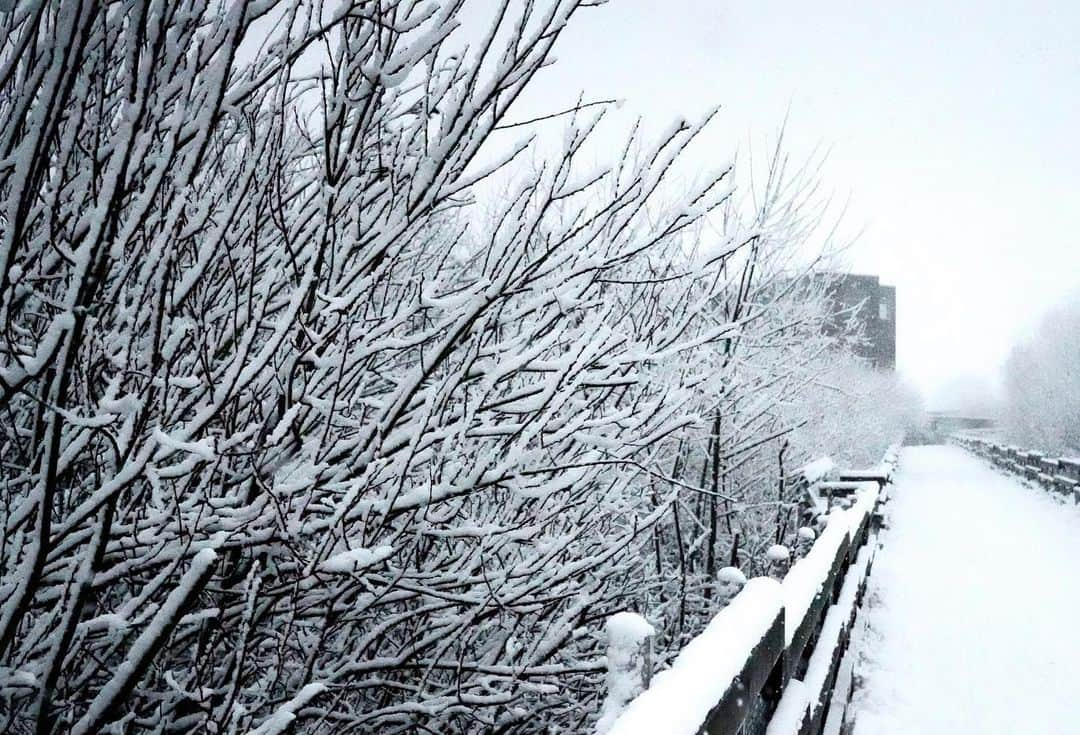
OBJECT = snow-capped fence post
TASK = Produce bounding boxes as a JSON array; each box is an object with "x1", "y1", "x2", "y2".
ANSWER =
[
  {"x1": 716, "y1": 566, "x2": 748, "y2": 607},
  {"x1": 795, "y1": 528, "x2": 816, "y2": 558},
  {"x1": 766, "y1": 545, "x2": 791, "y2": 580},
  {"x1": 596, "y1": 612, "x2": 656, "y2": 734}
]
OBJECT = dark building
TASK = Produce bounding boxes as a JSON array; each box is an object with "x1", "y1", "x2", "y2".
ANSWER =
[{"x1": 820, "y1": 273, "x2": 896, "y2": 370}]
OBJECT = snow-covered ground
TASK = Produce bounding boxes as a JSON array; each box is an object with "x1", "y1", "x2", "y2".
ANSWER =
[{"x1": 851, "y1": 445, "x2": 1080, "y2": 734}]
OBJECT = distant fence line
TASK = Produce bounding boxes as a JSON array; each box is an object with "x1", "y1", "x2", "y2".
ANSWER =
[
  {"x1": 602, "y1": 446, "x2": 901, "y2": 735},
  {"x1": 952, "y1": 436, "x2": 1080, "y2": 499}
]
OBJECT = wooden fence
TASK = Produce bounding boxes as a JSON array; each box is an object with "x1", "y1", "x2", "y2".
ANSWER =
[
  {"x1": 952, "y1": 435, "x2": 1080, "y2": 500},
  {"x1": 605, "y1": 446, "x2": 900, "y2": 735}
]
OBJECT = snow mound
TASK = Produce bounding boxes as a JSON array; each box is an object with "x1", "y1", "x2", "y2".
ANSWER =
[
  {"x1": 766, "y1": 544, "x2": 791, "y2": 562},
  {"x1": 717, "y1": 566, "x2": 748, "y2": 585},
  {"x1": 802, "y1": 456, "x2": 835, "y2": 484},
  {"x1": 606, "y1": 612, "x2": 655, "y2": 647}
]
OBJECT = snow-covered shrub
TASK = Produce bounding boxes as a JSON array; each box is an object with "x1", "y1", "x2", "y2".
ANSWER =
[
  {"x1": 0, "y1": 2, "x2": 918, "y2": 733},
  {"x1": 630, "y1": 230, "x2": 922, "y2": 657},
  {"x1": 1001, "y1": 296, "x2": 1080, "y2": 455},
  {"x1": 786, "y1": 355, "x2": 924, "y2": 468}
]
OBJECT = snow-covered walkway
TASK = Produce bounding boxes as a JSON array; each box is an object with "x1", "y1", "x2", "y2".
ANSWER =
[{"x1": 851, "y1": 445, "x2": 1080, "y2": 734}]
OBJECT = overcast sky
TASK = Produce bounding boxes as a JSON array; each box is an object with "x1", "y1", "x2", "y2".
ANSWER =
[{"x1": 492, "y1": 0, "x2": 1080, "y2": 408}]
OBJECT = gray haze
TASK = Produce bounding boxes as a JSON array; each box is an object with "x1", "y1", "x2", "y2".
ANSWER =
[{"x1": 496, "y1": 0, "x2": 1080, "y2": 408}]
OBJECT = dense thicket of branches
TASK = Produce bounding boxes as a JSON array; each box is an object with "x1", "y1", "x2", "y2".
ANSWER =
[
  {"x1": 0, "y1": 2, "x2": 914, "y2": 733},
  {"x1": 1001, "y1": 296, "x2": 1080, "y2": 455}
]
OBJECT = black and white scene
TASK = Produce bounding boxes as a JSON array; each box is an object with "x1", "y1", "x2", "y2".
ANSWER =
[{"x1": 1, "y1": 1, "x2": 1078, "y2": 733}]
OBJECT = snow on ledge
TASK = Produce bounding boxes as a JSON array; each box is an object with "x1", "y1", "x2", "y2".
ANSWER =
[
  {"x1": 782, "y1": 512, "x2": 847, "y2": 645},
  {"x1": 782, "y1": 483, "x2": 877, "y2": 645},
  {"x1": 843, "y1": 482, "x2": 880, "y2": 535},
  {"x1": 765, "y1": 679, "x2": 808, "y2": 735},
  {"x1": 802, "y1": 544, "x2": 873, "y2": 709},
  {"x1": 606, "y1": 578, "x2": 783, "y2": 735}
]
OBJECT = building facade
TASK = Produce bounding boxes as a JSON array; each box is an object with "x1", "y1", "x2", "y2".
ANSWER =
[{"x1": 820, "y1": 273, "x2": 896, "y2": 370}]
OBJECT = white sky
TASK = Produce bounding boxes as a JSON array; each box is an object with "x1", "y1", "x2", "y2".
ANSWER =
[{"x1": 484, "y1": 0, "x2": 1080, "y2": 408}]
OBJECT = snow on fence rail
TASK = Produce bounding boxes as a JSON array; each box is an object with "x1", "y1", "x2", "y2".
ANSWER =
[
  {"x1": 952, "y1": 435, "x2": 1080, "y2": 501},
  {"x1": 603, "y1": 446, "x2": 900, "y2": 735}
]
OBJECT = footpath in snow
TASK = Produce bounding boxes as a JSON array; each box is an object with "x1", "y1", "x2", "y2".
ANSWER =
[{"x1": 851, "y1": 444, "x2": 1080, "y2": 734}]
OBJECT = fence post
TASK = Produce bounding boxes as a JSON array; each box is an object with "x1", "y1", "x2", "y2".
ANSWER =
[
  {"x1": 766, "y1": 544, "x2": 791, "y2": 580},
  {"x1": 716, "y1": 566, "x2": 748, "y2": 607},
  {"x1": 596, "y1": 612, "x2": 655, "y2": 734}
]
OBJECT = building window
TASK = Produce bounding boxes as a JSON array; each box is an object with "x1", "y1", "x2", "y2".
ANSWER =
[{"x1": 879, "y1": 298, "x2": 890, "y2": 321}]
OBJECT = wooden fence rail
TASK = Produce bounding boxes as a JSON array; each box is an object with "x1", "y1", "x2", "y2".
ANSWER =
[
  {"x1": 952, "y1": 435, "x2": 1080, "y2": 500},
  {"x1": 604, "y1": 446, "x2": 900, "y2": 735}
]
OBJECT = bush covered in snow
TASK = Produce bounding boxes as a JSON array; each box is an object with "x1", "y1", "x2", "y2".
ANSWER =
[
  {"x1": 1001, "y1": 296, "x2": 1080, "y2": 455},
  {"x1": 787, "y1": 355, "x2": 924, "y2": 468},
  {"x1": 0, "y1": 2, "x2": 918, "y2": 733}
]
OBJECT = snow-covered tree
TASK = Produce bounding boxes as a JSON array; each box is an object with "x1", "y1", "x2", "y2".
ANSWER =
[
  {"x1": 0, "y1": 2, "x2": 918, "y2": 733},
  {"x1": 614, "y1": 141, "x2": 922, "y2": 657},
  {"x1": 1001, "y1": 296, "x2": 1080, "y2": 455}
]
